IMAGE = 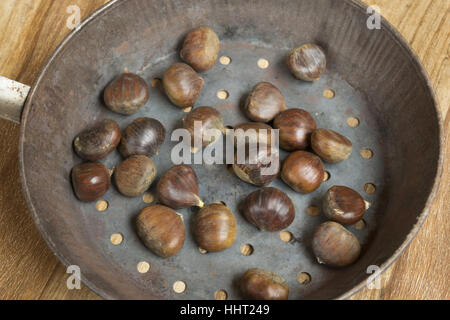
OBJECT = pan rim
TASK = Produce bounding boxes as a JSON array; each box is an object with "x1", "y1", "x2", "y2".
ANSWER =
[{"x1": 17, "y1": 0, "x2": 444, "y2": 300}]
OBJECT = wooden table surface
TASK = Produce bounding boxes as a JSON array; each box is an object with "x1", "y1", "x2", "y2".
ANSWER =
[{"x1": 0, "y1": 0, "x2": 448, "y2": 300}]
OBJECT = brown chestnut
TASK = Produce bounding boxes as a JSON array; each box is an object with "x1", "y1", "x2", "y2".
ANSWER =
[
  {"x1": 287, "y1": 44, "x2": 326, "y2": 81},
  {"x1": 73, "y1": 119, "x2": 121, "y2": 161},
  {"x1": 273, "y1": 108, "x2": 316, "y2": 151},
  {"x1": 119, "y1": 117, "x2": 166, "y2": 158},
  {"x1": 240, "y1": 187, "x2": 295, "y2": 231},
  {"x1": 182, "y1": 106, "x2": 225, "y2": 152},
  {"x1": 240, "y1": 268, "x2": 289, "y2": 300},
  {"x1": 311, "y1": 128, "x2": 352, "y2": 163},
  {"x1": 243, "y1": 82, "x2": 286, "y2": 122},
  {"x1": 312, "y1": 221, "x2": 361, "y2": 267},
  {"x1": 180, "y1": 27, "x2": 220, "y2": 72},
  {"x1": 323, "y1": 186, "x2": 367, "y2": 225},
  {"x1": 71, "y1": 162, "x2": 111, "y2": 202},
  {"x1": 281, "y1": 151, "x2": 324, "y2": 193},
  {"x1": 194, "y1": 203, "x2": 237, "y2": 252},
  {"x1": 136, "y1": 204, "x2": 185, "y2": 258},
  {"x1": 162, "y1": 63, "x2": 204, "y2": 108},
  {"x1": 234, "y1": 122, "x2": 273, "y2": 147},
  {"x1": 114, "y1": 155, "x2": 156, "y2": 197},
  {"x1": 232, "y1": 143, "x2": 280, "y2": 187},
  {"x1": 157, "y1": 164, "x2": 204, "y2": 209},
  {"x1": 104, "y1": 73, "x2": 149, "y2": 115}
]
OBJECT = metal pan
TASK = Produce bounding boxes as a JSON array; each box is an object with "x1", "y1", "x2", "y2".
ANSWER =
[{"x1": 0, "y1": 0, "x2": 443, "y2": 299}]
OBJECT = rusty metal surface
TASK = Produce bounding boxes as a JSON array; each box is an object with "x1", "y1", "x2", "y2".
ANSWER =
[{"x1": 18, "y1": 0, "x2": 443, "y2": 299}]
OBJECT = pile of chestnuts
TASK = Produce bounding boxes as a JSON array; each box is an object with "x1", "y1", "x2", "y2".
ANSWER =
[{"x1": 68, "y1": 24, "x2": 372, "y2": 300}]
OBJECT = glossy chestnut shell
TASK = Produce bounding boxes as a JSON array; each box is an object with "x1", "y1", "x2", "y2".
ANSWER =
[
  {"x1": 281, "y1": 151, "x2": 324, "y2": 193},
  {"x1": 180, "y1": 27, "x2": 220, "y2": 72},
  {"x1": 287, "y1": 44, "x2": 326, "y2": 81},
  {"x1": 194, "y1": 203, "x2": 237, "y2": 252},
  {"x1": 162, "y1": 63, "x2": 204, "y2": 108},
  {"x1": 71, "y1": 162, "x2": 111, "y2": 202},
  {"x1": 233, "y1": 122, "x2": 273, "y2": 147},
  {"x1": 311, "y1": 128, "x2": 353, "y2": 163},
  {"x1": 136, "y1": 204, "x2": 185, "y2": 258},
  {"x1": 73, "y1": 119, "x2": 121, "y2": 161},
  {"x1": 232, "y1": 143, "x2": 280, "y2": 187},
  {"x1": 312, "y1": 221, "x2": 361, "y2": 267},
  {"x1": 182, "y1": 106, "x2": 225, "y2": 150},
  {"x1": 119, "y1": 117, "x2": 166, "y2": 158},
  {"x1": 114, "y1": 155, "x2": 157, "y2": 197},
  {"x1": 243, "y1": 82, "x2": 286, "y2": 122},
  {"x1": 273, "y1": 108, "x2": 316, "y2": 151},
  {"x1": 323, "y1": 186, "x2": 366, "y2": 225},
  {"x1": 240, "y1": 187, "x2": 295, "y2": 231},
  {"x1": 156, "y1": 164, "x2": 204, "y2": 209},
  {"x1": 104, "y1": 72, "x2": 149, "y2": 115},
  {"x1": 240, "y1": 268, "x2": 289, "y2": 300}
]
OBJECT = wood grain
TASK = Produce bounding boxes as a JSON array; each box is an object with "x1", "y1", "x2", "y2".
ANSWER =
[{"x1": 0, "y1": 0, "x2": 448, "y2": 300}]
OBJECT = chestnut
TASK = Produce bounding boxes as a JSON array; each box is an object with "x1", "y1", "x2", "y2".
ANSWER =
[
  {"x1": 287, "y1": 44, "x2": 326, "y2": 81},
  {"x1": 312, "y1": 221, "x2": 361, "y2": 267},
  {"x1": 136, "y1": 204, "x2": 185, "y2": 258},
  {"x1": 180, "y1": 27, "x2": 220, "y2": 72},
  {"x1": 281, "y1": 151, "x2": 324, "y2": 193},
  {"x1": 71, "y1": 162, "x2": 111, "y2": 202},
  {"x1": 119, "y1": 117, "x2": 166, "y2": 158},
  {"x1": 240, "y1": 187, "x2": 295, "y2": 231},
  {"x1": 240, "y1": 268, "x2": 289, "y2": 300},
  {"x1": 243, "y1": 82, "x2": 286, "y2": 122},
  {"x1": 311, "y1": 128, "x2": 352, "y2": 163},
  {"x1": 194, "y1": 203, "x2": 237, "y2": 252},
  {"x1": 162, "y1": 63, "x2": 204, "y2": 108},
  {"x1": 234, "y1": 122, "x2": 273, "y2": 147},
  {"x1": 182, "y1": 106, "x2": 225, "y2": 152},
  {"x1": 73, "y1": 119, "x2": 121, "y2": 161},
  {"x1": 323, "y1": 186, "x2": 367, "y2": 225},
  {"x1": 157, "y1": 164, "x2": 204, "y2": 209},
  {"x1": 114, "y1": 155, "x2": 156, "y2": 197},
  {"x1": 232, "y1": 143, "x2": 280, "y2": 187},
  {"x1": 273, "y1": 108, "x2": 316, "y2": 151},
  {"x1": 104, "y1": 72, "x2": 149, "y2": 115}
]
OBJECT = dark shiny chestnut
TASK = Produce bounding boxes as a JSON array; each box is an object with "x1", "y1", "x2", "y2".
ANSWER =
[
  {"x1": 281, "y1": 151, "x2": 324, "y2": 193},
  {"x1": 323, "y1": 186, "x2": 367, "y2": 225},
  {"x1": 119, "y1": 117, "x2": 166, "y2": 158},
  {"x1": 114, "y1": 155, "x2": 157, "y2": 197},
  {"x1": 240, "y1": 268, "x2": 289, "y2": 300},
  {"x1": 157, "y1": 164, "x2": 204, "y2": 209},
  {"x1": 240, "y1": 187, "x2": 295, "y2": 231},
  {"x1": 71, "y1": 162, "x2": 111, "y2": 202},
  {"x1": 287, "y1": 44, "x2": 326, "y2": 81},
  {"x1": 73, "y1": 119, "x2": 121, "y2": 161},
  {"x1": 180, "y1": 27, "x2": 220, "y2": 72},
  {"x1": 182, "y1": 106, "x2": 225, "y2": 152},
  {"x1": 234, "y1": 122, "x2": 273, "y2": 147},
  {"x1": 104, "y1": 73, "x2": 149, "y2": 115},
  {"x1": 312, "y1": 221, "x2": 361, "y2": 267},
  {"x1": 162, "y1": 63, "x2": 204, "y2": 108},
  {"x1": 273, "y1": 108, "x2": 316, "y2": 151},
  {"x1": 243, "y1": 82, "x2": 286, "y2": 122},
  {"x1": 311, "y1": 128, "x2": 353, "y2": 163},
  {"x1": 232, "y1": 143, "x2": 280, "y2": 187},
  {"x1": 194, "y1": 203, "x2": 237, "y2": 252},
  {"x1": 136, "y1": 204, "x2": 185, "y2": 258}
]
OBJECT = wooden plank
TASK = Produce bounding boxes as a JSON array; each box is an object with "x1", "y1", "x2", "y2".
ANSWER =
[{"x1": 0, "y1": 0, "x2": 447, "y2": 299}]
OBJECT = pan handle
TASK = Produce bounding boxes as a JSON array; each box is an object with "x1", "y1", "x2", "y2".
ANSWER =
[{"x1": 0, "y1": 76, "x2": 31, "y2": 124}]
